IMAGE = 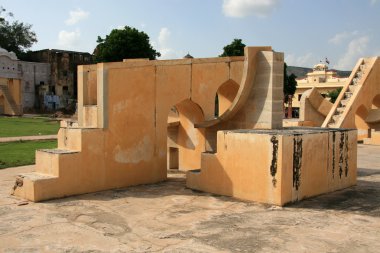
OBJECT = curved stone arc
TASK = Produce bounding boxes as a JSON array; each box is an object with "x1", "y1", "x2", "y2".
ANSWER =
[
  {"x1": 365, "y1": 108, "x2": 380, "y2": 124},
  {"x1": 195, "y1": 46, "x2": 272, "y2": 128}
]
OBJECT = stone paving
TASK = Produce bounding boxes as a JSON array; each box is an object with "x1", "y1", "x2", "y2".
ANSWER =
[{"x1": 0, "y1": 144, "x2": 379, "y2": 252}]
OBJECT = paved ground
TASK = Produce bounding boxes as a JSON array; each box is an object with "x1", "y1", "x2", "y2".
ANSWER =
[
  {"x1": 0, "y1": 144, "x2": 379, "y2": 252},
  {"x1": 0, "y1": 135, "x2": 57, "y2": 143}
]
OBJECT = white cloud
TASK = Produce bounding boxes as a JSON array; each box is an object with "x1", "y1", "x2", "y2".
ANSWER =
[
  {"x1": 65, "y1": 8, "x2": 89, "y2": 25},
  {"x1": 328, "y1": 31, "x2": 358, "y2": 45},
  {"x1": 222, "y1": 0, "x2": 280, "y2": 18},
  {"x1": 156, "y1": 27, "x2": 179, "y2": 59},
  {"x1": 285, "y1": 53, "x2": 314, "y2": 67},
  {"x1": 57, "y1": 29, "x2": 81, "y2": 49},
  {"x1": 159, "y1": 48, "x2": 178, "y2": 59},
  {"x1": 335, "y1": 36, "x2": 369, "y2": 70},
  {"x1": 158, "y1": 27, "x2": 171, "y2": 47}
]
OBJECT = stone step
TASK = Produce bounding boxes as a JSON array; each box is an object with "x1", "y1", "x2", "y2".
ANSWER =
[
  {"x1": 333, "y1": 107, "x2": 344, "y2": 115},
  {"x1": 344, "y1": 92, "x2": 353, "y2": 99},
  {"x1": 328, "y1": 123, "x2": 336, "y2": 128},
  {"x1": 60, "y1": 120, "x2": 79, "y2": 128},
  {"x1": 332, "y1": 114, "x2": 341, "y2": 122},
  {"x1": 340, "y1": 99, "x2": 350, "y2": 106},
  {"x1": 16, "y1": 172, "x2": 58, "y2": 181},
  {"x1": 328, "y1": 116, "x2": 336, "y2": 124},
  {"x1": 57, "y1": 128, "x2": 82, "y2": 151},
  {"x1": 35, "y1": 149, "x2": 79, "y2": 176},
  {"x1": 12, "y1": 172, "x2": 59, "y2": 202},
  {"x1": 337, "y1": 107, "x2": 346, "y2": 113},
  {"x1": 348, "y1": 85, "x2": 357, "y2": 92},
  {"x1": 38, "y1": 149, "x2": 79, "y2": 154}
]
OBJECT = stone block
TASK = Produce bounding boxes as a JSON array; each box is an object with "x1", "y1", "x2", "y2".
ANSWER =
[{"x1": 187, "y1": 128, "x2": 357, "y2": 206}]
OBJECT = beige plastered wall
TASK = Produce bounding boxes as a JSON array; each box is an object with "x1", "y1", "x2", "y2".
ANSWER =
[
  {"x1": 187, "y1": 128, "x2": 357, "y2": 206},
  {"x1": 299, "y1": 87, "x2": 333, "y2": 126},
  {"x1": 14, "y1": 47, "x2": 279, "y2": 201}
]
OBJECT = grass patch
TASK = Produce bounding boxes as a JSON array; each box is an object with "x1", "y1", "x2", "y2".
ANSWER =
[
  {"x1": 0, "y1": 117, "x2": 60, "y2": 137},
  {"x1": 0, "y1": 140, "x2": 57, "y2": 169}
]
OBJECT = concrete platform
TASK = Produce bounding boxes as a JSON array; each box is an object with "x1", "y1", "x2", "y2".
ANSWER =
[{"x1": 0, "y1": 144, "x2": 379, "y2": 252}]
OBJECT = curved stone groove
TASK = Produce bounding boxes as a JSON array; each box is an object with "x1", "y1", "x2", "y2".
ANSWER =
[{"x1": 195, "y1": 46, "x2": 272, "y2": 128}]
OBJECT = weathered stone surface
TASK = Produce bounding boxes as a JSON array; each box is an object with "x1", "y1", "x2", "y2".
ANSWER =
[
  {"x1": 187, "y1": 128, "x2": 357, "y2": 205},
  {"x1": 13, "y1": 47, "x2": 286, "y2": 202},
  {"x1": 1, "y1": 144, "x2": 379, "y2": 252}
]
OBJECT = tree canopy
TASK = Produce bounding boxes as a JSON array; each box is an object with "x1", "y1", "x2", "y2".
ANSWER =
[
  {"x1": 0, "y1": 6, "x2": 37, "y2": 59},
  {"x1": 219, "y1": 39, "x2": 246, "y2": 57},
  {"x1": 94, "y1": 26, "x2": 160, "y2": 62},
  {"x1": 326, "y1": 87, "x2": 342, "y2": 103},
  {"x1": 283, "y1": 63, "x2": 297, "y2": 103}
]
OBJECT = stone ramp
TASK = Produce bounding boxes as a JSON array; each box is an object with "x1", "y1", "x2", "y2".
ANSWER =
[{"x1": 322, "y1": 57, "x2": 380, "y2": 142}]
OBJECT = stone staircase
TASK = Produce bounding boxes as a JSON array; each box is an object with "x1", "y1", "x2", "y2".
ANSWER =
[
  {"x1": 323, "y1": 58, "x2": 371, "y2": 128},
  {"x1": 12, "y1": 120, "x2": 103, "y2": 201},
  {"x1": 0, "y1": 85, "x2": 22, "y2": 115}
]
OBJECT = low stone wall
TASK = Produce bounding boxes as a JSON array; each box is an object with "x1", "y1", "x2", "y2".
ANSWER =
[{"x1": 187, "y1": 128, "x2": 357, "y2": 206}]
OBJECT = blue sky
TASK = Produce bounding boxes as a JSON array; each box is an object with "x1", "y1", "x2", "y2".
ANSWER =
[{"x1": 1, "y1": 0, "x2": 380, "y2": 70}]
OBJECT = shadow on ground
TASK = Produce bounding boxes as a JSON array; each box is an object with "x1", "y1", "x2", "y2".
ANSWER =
[
  {"x1": 287, "y1": 178, "x2": 380, "y2": 217},
  {"x1": 43, "y1": 169, "x2": 380, "y2": 218}
]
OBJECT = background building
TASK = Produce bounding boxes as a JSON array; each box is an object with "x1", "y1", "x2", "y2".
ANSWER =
[
  {"x1": 0, "y1": 48, "x2": 50, "y2": 115},
  {"x1": 28, "y1": 49, "x2": 94, "y2": 109},
  {"x1": 291, "y1": 63, "x2": 348, "y2": 117},
  {"x1": 0, "y1": 48, "x2": 94, "y2": 115}
]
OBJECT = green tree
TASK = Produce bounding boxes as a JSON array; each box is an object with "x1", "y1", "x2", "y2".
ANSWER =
[
  {"x1": 326, "y1": 87, "x2": 342, "y2": 103},
  {"x1": 94, "y1": 26, "x2": 160, "y2": 62},
  {"x1": 219, "y1": 39, "x2": 246, "y2": 57},
  {"x1": 0, "y1": 6, "x2": 37, "y2": 59},
  {"x1": 283, "y1": 63, "x2": 297, "y2": 118},
  {"x1": 283, "y1": 63, "x2": 297, "y2": 103}
]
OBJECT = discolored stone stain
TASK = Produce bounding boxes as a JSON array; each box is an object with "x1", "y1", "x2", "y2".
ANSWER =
[
  {"x1": 12, "y1": 176, "x2": 24, "y2": 193},
  {"x1": 270, "y1": 135, "x2": 279, "y2": 187},
  {"x1": 344, "y1": 132, "x2": 349, "y2": 177},
  {"x1": 293, "y1": 135, "x2": 302, "y2": 191},
  {"x1": 338, "y1": 131, "x2": 350, "y2": 179},
  {"x1": 339, "y1": 132, "x2": 344, "y2": 179},
  {"x1": 332, "y1": 131, "x2": 336, "y2": 178}
]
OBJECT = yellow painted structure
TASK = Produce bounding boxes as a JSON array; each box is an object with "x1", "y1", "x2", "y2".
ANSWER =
[
  {"x1": 293, "y1": 64, "x2": 347, "y2": 109},
  {"x1": 296, "y1": 57, "x2": 380, "y2": 144},
  {"x1": 187, "y1": 128, "x2": 357, "y2": 206},
  {"x1": 13, "y1": 47, "x2": 270, "y2": 201},
  {"x1": 298, "y1": 87, "x2": 333, "y2": 126},
  {"x1": 12, "y1": 47, "x2": 358, "y2": 205}
]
